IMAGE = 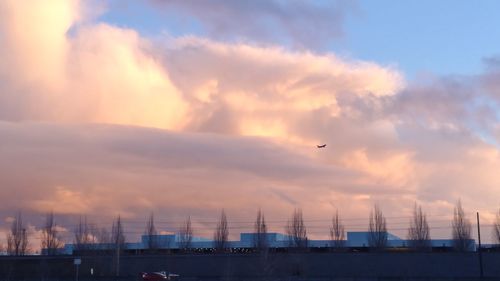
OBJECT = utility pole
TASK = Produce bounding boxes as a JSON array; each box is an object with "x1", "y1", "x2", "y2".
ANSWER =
[
  {"x1": 116, "y1": 242, "x2": 120, "y2": 277},
  {"x1": 477, "y1": 212, "x2": 484, "y2": 279}
]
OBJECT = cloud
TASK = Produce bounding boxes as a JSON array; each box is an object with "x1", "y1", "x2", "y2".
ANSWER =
[
  {"x1": 0, "y1": 0, "x2": 404, "y2": 148},
  {"x1": 161, "y1": 36, "x2": 404, "y2": 144},
  {"x1": 1, "y1": 0, "x2": 500, "y2": 245},
  {"x1": 0, "y1": 0, "x2": 189, "y2": 128},
  {"x1": 0, "y1": 121, "x2": 378, "y2": 240},
  {"x1": 482, "y1": 55, "x2": 500, "y2": 70},
  {"x1": 149, "y1": 0, "x2": 356, "y2": 50}
]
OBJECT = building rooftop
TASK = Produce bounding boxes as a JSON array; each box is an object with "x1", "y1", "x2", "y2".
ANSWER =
[{"x1": 62, "y1": 231, "x2": 476, "y2": 254}]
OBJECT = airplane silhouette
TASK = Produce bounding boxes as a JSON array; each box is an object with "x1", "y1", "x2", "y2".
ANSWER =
[{"x1": 317, "y1": 144, "x2": 326, "y2": 148}]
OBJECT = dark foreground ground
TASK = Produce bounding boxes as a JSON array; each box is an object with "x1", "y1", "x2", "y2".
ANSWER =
[{"x1": 1, "y1": 252, "x2": 500, "y2": 281}]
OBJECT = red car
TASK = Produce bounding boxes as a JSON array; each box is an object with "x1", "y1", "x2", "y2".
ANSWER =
[{"x1": 140, "y1": 271, "x2": 179, "y2": 281}]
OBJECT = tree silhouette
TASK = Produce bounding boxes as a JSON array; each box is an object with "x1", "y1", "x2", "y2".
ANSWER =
[
  {"x1": 7, "y1": 211, "x2": 29, "y2": 255},
  {"x1": 494, "y1": 209, "x2": 500, "y2": 246},
  {"x1": 452, "y1": 200, "x2": 472, "y2": 252},
  {"x1": 368, "y1": 204, "x2": 387, "y2": 250},
  {"x1": 254, "y1": 209, "x2": 268, "y2": 252},
  {"x1": 179, "y1": 216, "x2": 193, "y2": 251},
  {"x1": 74, "y1": 215, "x2": 91, "y2": 252},
  {"x1": 286, "y1": 208, "x2": 307, "y2": 249},
  {"x1": 41, "y1": 211, "x2": 62, "y2": 255},
  {"x1": 407, "y1": 203, "x2": 431, "y2": 251},
  {"x1": 112, "y1": 215, "x2": 125, "y2": 276},
  {"x1": 330, "y1": 209, "x2": 345, "y2": 249},
  {"x1": 91, "y1": 225, "x2": 110, "y2": 249},
  {"x1": 213, "y1": 210, "x2": 229, "y2": 252},
  {"x1": 112, "y1": 215, "x2": 126, "y2": 248},
  {"x1": 144, "y1": 212, "x2": 158, "y2": 251}
]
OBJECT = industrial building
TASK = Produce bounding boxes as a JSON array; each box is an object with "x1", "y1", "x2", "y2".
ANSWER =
[{"x1": 62, "y1": 231, "x2": 477, "y2": 254}]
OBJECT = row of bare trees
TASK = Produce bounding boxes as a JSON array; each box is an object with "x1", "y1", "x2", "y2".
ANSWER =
[
  {"x1": 208, "y1": 202, "x2": 476, "y2": 252},
  {"x1": 3, "y1": 211, "x2": 128, "y2": 256},
  {"x1": 72, "y1": 215, "x2": 125, "y2": 252},
  {"x1": 4, "y1": 201, "x2": 500, "y2": 255},
  {"x1": 4, "y1": 211, "x2": 63, "y2": 255},
  {"x1": 41, "y1": 212, "x2": 63, "y2": 255},
  {"x1": 6, "y1": 212, "x2": 28, "y2": 255},
  {"x1": 364, "y1": 201, "x2": 474, "y2": 251}
]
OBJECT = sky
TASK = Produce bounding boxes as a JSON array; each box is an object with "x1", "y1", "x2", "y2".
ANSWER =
[{"x1": 0, "y1": 0, "x2": 500, "y2": 247}]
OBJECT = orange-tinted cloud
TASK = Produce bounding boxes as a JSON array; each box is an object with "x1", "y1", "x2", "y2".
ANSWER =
[
  {"x1": 0, "y1": 0, "x2": 189, "y2": 129},
  {"x1": 0, "y1": 0, "x2": 499, "y2": 245}
]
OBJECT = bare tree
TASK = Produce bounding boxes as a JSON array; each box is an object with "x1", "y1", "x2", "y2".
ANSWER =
[
  {"x1": 85, "y1": 223, "x2": 109, "y2": 275},
  {"x1": 112, "y1": 215, "x2": 126, "y2": 249},
  {"x1": 254, "y1": 209, "x2": 268, "y2": 252},
  {"x1": 112, "y1": 215, "x2": 126, "y2": 276},
  {"x1": 286, "y1": 208, "x2": 308, "y2": 249},
  {"x1": 452, "y1": 200, "x2": 472, "y2": 252},
  {"x1": 494, "y1": 209, "x2": 500, "y2": 246},
  {"x1": 90, "y1": 225, "x2": 111, "y2": 250},
  {"x1": 330, "y1": 209, "x2": 345, "y2": 249},
  {"x1": 41, "y1": 211, "x2": 62, "y2": 255},
  {"x1": 179, "y1": 216, "x2": 193, "y2": 251},
  {"x1": 6, "y1": 211, "x2": 29, "y2": 255},
  {"x1": 74, "y1": 215, "x2": 91, "y2": 252},
  {"x1": 368, "y1": 204, "x2": 388, "y2": 250},
  {"x1": 144, "y1": 212, "x2": 158, "y2": 251},
  {"x1": 407, "y1": 203, "x2": 431, "y2": 250},
  {"x1": 213, "y1": 210, "x2": 229, "y2": 252}
]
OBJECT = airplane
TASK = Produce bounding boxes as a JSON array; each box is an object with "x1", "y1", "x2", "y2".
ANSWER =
[{"x1": 317, "y1": 144, "x2": 326, "y2": 148}]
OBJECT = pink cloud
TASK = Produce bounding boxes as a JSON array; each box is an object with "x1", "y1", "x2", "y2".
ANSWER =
[{"x1": 0, "y1": 0, "x2": 499, "y2": 246}]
